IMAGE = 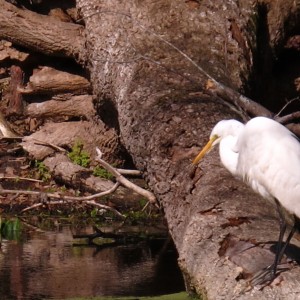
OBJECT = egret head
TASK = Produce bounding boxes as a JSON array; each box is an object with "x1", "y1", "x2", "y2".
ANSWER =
[{"x1": 192, "y1": 119, "x2": 244, "y2": 165}]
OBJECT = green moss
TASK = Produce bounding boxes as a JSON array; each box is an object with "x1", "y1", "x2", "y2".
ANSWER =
[
  {"x1": 68, "y1": 140, "x2": 90, "y2": 168},
  {"x1": 33, "y1": 160, "x2": 51, "y2": 181},
  {"x1": 93, "y1": 166, "x2": 114, "y2": 180}
]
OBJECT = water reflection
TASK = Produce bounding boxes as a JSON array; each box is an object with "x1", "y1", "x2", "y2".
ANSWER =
[{"x1": 0, "y1": 222, "x2": 185, "y2": 299}]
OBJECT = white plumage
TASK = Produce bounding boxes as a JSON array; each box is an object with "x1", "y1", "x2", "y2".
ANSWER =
[{"x1": 193, "y1": 116, "x2": 300, "y2": 284}]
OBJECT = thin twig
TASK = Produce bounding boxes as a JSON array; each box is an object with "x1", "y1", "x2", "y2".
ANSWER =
[
  {"x1": 85, "y1": 200, "x2": 125, "y2": 218},
  {"x1": 116, "y1": 169, "x2": 142, "y2": 176},
  {"x1": 30, "y1": 138, "x2": 67, "y2": 153},
  {"x1": 275, "y1": 111, "x2": 300, "y2": 125},
  {"x1": 95, "y1": 147, "x2": 157, "y2": 205},
  {"x1": 275, "y1": 97, "x2": 300, "y2": 117},
  {"x1": 0, "y1": 174, "x2": 43, "y2": 183},
  {"x1": 0, "y1": 181, "x2": 122, "y2": 216},
  {"x1": 21, "y1": 199, "x2": 125, "y2": 218}
]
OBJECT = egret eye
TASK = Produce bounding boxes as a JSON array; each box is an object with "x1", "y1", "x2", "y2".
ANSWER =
[{"x1": 210, "y1": 134, "x2": 220, "y2": 146}]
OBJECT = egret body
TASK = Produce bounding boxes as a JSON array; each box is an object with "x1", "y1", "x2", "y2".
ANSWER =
[{"x1": 193, "y1": 116, "x2": 300, "y2": 283}]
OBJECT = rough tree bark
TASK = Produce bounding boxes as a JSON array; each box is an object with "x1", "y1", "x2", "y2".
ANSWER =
[
  {"x1": 76, "y1": 1, "x2": 300, "y2": 299},
  {"x1": 1, "y1": 0, "x2": 300, "y2": 299}
]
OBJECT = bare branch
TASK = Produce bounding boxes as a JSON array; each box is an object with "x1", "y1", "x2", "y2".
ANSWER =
[
  {"x1": 21, "y1": 199, "x2": 125, "y2": 218},
  {"x1": 0, "y1": 174, "x2": 43, "y2": 183},
  {"x1": 275, "y1": 97, "x2": 300, "y2": 117},
  {"x1": 31, "y1": 139, "x2": 68, "y2": 153},
  {"x1": 95, "y1": 147, "x2": 157, "y2": 205},
  {"x1": 0, "y1": 181, "x2": 123, "y2": 217},
  {"x1": 275, "y1": 111, "x2": 300, "y2": 125},
  {"x1": 116, "y1": 169, "x2": 142, "y2": 176},
  {"x1": 85, "y1": 200, "x2": 125, "y2": 218}
]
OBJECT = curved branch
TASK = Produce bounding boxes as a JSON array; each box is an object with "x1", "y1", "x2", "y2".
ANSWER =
[{"x1": 95, "y1": 148, "x2": 157, "y2": 205}]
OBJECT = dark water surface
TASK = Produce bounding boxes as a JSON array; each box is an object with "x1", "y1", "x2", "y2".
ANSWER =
[{"x1": 0, "y1": 220, "x2": 185, "y2": 300}]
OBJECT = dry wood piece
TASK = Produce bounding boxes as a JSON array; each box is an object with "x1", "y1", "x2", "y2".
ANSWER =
[
  {"x1": 48, "y1": 8, "x2": 73, "y2": 23},
  {"x1": 0, "y1": 0, "x2": 84, "y2": 61},
  {"x1": 21, "y1": 120, "x2": 120, "y2": 163},
  {"x1": 0, "y1": 111, "x2": 21, "y2": 137},
  {"x1": 25, "y1": 95, "x2": 96, "y2": 119},
  {"x1": 95, "y1": 148, "x2": 157, "y2": 205},
  {"x1": 0, "y1": 40, "x2": 29, "y2": 62},
  {"x1": 43, "y1": 153, "x2": 115, "y2": 191},
  {"x1": 7, "y1": 65, "x2": 24, "y2": 115},
  {"x1": 20, "y1": 67, "x2": 91, "y2": 95}
]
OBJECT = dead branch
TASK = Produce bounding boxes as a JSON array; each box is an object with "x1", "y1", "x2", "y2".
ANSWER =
[
  {"x1": 0, "y1": 0, "x2": 84, "y2": 61},
  {"x1": 116, "y1": 169, "x2": 142, "y2": 176},
  {"x1": 1, "y1": 181, "x2": 119, "y2": 202},
  {"x1": 31, "y1": 139, "x2": 68, "y2": 153},
  {"x1": 0, "y1": 111, "x2": 21, "y2": 137},
  {"x1": 0, "y1": 181, "x2": 124, "y2": 217},
  {"x1": 25, "y1": 95, "x2": 95, "y2": 119},
  {"x1": 19, "y1": 67, "x2": 91, "y2": 95},
  {"x1": 95, "y1": 147, "x2": 157, "y2": 205},
  {"x1": 0, "y1": 174, "x2": 43, "y2": 183},
  {"x1": 275, "y1": 97, "x2": 300, "y2": 117},
  {"x1": 7, "y1": 65, "x2": 24, "y2": 115},
  {"x1": 22, "y1": 199, "x2": 124, "y2": 218},
  {"x1": 275, "y1": 111, "x2": 300, "y2": 125},
  {"x1": 85, "y1": 200, "x2": 125, "y2": 218}
]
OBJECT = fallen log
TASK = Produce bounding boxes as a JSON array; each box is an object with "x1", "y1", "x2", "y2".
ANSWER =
[
  {"x1": 20, "y1": 66, "x2": 91, "y2": 95},
  {"x1": 77, "y1": 1, "x2": 300, "y2": 299},
  {"x1": 0, "y1": 0, "x2": 85, "y2": 61},
  {"x1": 25, "y1": 95, "x2": 95, "y2": 119}
]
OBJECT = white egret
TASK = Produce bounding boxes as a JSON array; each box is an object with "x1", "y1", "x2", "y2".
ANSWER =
[{"x1": 193, "y1": 116, "x2": 300, "y2": 284}]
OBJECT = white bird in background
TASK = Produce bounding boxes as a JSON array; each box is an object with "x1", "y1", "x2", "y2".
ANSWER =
[{"x1": 193, "y1": 116, "x2": 300, "y2": 284}]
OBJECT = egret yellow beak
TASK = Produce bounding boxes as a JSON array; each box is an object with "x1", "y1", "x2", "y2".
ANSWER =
[{"x1": 192, "y1": 135, "x2": 218, "y2": 165}]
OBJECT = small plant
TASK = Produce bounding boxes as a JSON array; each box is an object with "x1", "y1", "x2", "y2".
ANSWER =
[
  {"x1": 34, "y1": 160, "x2": 51, "y2": 181},
  {"x1": 68, "y1": 140, "x2": 90, "y2": 168},
  {"x1": 93, "y1": 166, "x2": 114, "y2": 180},
  {"x1": 1, "y1": 218, "x2": 22, "y2": 241},
  {"x1": 139, "y1": 198, "x2": 148, "y2": 208}
]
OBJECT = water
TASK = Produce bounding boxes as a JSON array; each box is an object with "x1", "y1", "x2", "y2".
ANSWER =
[{"x1": 0, "y1": 220, "x2": 185, "y2": 299}]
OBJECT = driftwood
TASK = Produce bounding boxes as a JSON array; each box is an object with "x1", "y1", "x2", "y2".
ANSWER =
[
  {"x1": 25, "y1": 95, "x2": 95, "y2": 119},
  {"x1": 7, "y1": 65, "x2": 24, "y2": 115},
  {"x1": 0, "y1": 0, "x2": 84, "y2": 61},
  {"x1": 21, "y1": 120, "x2": 121, "y2": 163},
  {"x1": 95, "y1": 147, "x2": 157, "y2": 205},
  {"x1": 19, "y1": 66, "x2": 91, "y2": 95}
]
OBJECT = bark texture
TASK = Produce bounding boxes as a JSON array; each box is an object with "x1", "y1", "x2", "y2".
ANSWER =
[
  {"x1": 0, "y1": 0, "x2": 84, "y2": 61},
  {"x1": 77, "y1": 0, "x2": 300, "y2": 299}
]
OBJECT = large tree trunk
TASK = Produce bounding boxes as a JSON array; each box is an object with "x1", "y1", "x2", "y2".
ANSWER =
[
  {"x1": 76, "y1": 0, "x2": 300, "y2": 299},
  {"x1": 1, "y1": 0, "x2": 300, "y2": 298}
]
